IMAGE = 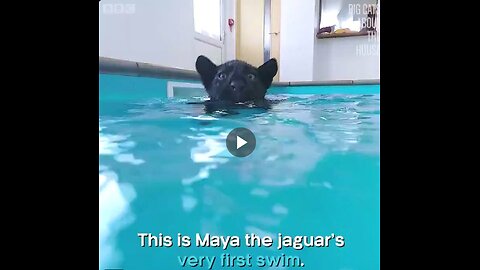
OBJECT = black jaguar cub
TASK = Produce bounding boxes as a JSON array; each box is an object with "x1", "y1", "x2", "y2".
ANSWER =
[{"x1": 195, "y1": 55, "x2": 278, "y2": 106}]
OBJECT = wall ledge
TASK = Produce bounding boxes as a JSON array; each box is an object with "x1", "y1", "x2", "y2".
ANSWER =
[{"x1": 99, "y1": 57, "x2": 379, "y2": 86}]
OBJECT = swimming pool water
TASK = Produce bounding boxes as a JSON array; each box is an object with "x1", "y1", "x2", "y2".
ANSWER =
[{"x1": 99, "y1": 90, "x2": 380, "y2": 270}]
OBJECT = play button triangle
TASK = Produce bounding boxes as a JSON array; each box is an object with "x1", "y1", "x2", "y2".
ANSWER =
[{"x1": 237, "y1": 136, "x2": 247, "y2": 149}]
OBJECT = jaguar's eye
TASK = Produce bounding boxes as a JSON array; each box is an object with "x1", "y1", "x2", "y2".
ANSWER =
[
  {"x1": 247, "y1": 74, "x2": 256, "y2": 80},
  {"x1": 218, "y1": 73, "x2": 226, "y2": 80}
]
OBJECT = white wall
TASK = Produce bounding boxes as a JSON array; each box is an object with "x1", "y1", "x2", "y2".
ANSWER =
[
  {"x1": 279, "y1": 0, "x2": 317, "y2": 82},
  {"x1": 223, "y1": 0, "x2": 237, "y2": 62},
  {"x1": 313, "y1": 36, "x2": 379, "y2": 81},
  {"x1": 99, "y1": 0, "x2": 379, "y2": 81},
  {"x1": 279, "y1": 0, "x2": 380, "y2": 82},
  {"x1": 99, "y1": 0, "x2": 235, "y2": 70},
  {"x1": 313, "y1": 0, "x2": 379, "y2": 81}
]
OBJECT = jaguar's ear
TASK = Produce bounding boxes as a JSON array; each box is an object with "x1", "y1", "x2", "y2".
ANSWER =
[
  {"x1": 257, "y1": 58, "x2": 278, "y2": 89},
  {"x1": 195, "y1": 55, "x2": 217, "y2": 89}
]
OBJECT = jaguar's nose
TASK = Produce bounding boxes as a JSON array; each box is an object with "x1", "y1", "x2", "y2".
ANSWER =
[{"x1": 230, "y1": 80, "x2": 245, "y2": 92}]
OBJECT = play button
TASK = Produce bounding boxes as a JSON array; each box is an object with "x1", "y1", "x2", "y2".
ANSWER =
[{"x1": 226, "y1": 127, "x2": 256, "y2": 157}]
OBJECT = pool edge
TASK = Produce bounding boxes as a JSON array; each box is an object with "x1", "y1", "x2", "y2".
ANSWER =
[{"x1": 99, "y1": 57, "x2": 380, "y2": 87}]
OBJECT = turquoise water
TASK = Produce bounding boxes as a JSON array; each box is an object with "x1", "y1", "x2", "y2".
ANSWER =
[{"x1": 99, "y1": 76, "x2": 380, "y2": 270}]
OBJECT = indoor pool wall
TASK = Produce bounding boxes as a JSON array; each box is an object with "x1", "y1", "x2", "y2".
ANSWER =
[{"x1": 99, "y1": 57, "x2": 380, "y2": 102}]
